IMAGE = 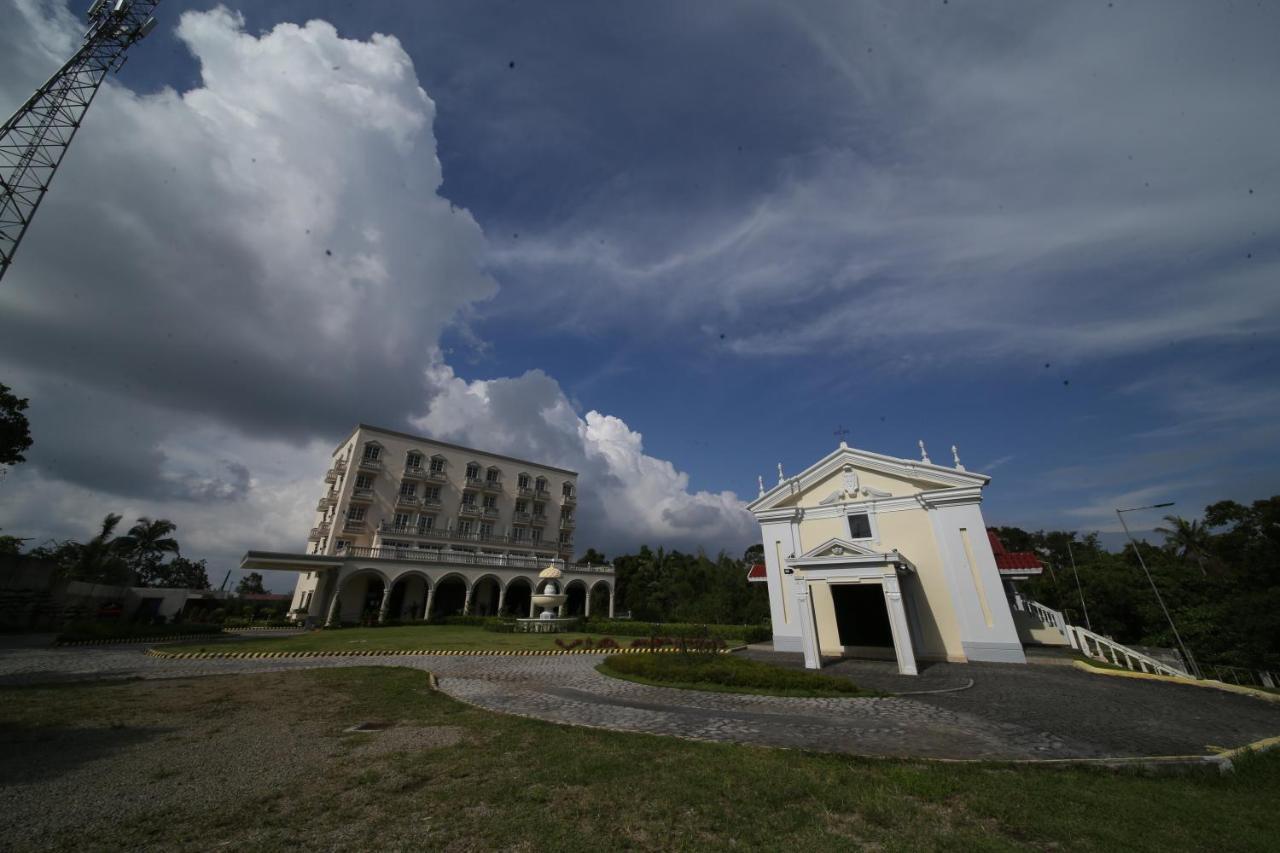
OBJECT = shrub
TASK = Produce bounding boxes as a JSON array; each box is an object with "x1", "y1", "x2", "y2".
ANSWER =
[
  {"x1": 57, "y1": 622, "x2": 223, "y2": 642},
  {"x1": 742, "y1": 626, "x2": 772, "y2": 644},
  {"x1": 582, "y1": 620, "x2": 768, "y2": 641},
  {"x1": 601, "y1": 653, "x2": 869, "y2": 696}
]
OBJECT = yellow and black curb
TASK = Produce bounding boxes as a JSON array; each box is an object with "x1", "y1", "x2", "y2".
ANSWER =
[
  {"x1": 1071, "y1": 660, "x2": 1280, "y2": 704},
  {"x1": 57, "y1": 633, "x2": 227, "y2": 647},
  {"x1": 145, "y1": 645, "x2": 729, "y2": 660}
]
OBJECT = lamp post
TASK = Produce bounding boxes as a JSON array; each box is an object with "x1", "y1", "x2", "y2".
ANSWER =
[
  {"x1": 1065, "y1": 539, "x2": 1092, "y2": 632},
  {"x1": 1115, "y1": 502, "x2": 1199, "y2": 678}
]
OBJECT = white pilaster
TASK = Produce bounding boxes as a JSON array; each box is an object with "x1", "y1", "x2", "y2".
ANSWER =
[
  {"x1": 795, "y1": 580, "x2": 821, "y2": 670},
  {"x1": 881, "y1": 574, "x2": 918, "y2": 676}
]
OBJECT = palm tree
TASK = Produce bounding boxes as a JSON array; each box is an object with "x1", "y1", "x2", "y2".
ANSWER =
[
  {"x1": 1154, "y1": 515, "x2": 1211, "y2": 577},
  {"x1": 66, "y1": 513, "x2": 129, "y2": 584},
  {"x1": 119, "y1": 517, "x2": 180, "y2": 583}
]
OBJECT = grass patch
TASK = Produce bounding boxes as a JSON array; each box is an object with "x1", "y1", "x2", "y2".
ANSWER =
[
  {"x1": 57, "y1": 622, "x2": 223, "y2": 643},
  {"x1": 165, "y1": 624, "x2": 612, "y2": 654},
  {"x1": 2, "y1": 667, "x2": 1279, "y2": 851},
  {"x1": 599, "y1": 652, "x2": 881, "y2": 697}
]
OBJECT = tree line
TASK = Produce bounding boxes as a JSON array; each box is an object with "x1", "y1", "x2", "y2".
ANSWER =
[
  {"x1": 577, "y1": 545, "x2": 771, "y2": 625},
  {"x1": 998, "y1": 496, "x2": 1280, "y2": 671}
]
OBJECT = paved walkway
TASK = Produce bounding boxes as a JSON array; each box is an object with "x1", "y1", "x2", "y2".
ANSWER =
[{"x1": 1, "y1": 638, "x2": 1276, "y2": 761}]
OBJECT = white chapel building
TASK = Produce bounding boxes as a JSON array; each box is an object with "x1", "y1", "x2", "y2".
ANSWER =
[{"x1": 747, "y1": 440, "x2": 1034, "y2": 675}]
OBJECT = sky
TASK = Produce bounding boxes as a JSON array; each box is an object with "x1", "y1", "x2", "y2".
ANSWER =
[{"x1": 1, "y1": 1, "x2": 1277, "y2": 591}]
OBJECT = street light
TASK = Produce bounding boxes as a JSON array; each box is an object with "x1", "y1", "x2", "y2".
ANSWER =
[{"x1": 1115, "y1": 502, "x2": 1200, "y2": 678}]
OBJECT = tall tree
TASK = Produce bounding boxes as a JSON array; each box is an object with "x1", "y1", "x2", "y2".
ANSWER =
[
  {"x1": 64, "y1": 513, "x2": 129, "y2": 585},
  {"x1": 236, "y1": 572, "x2": 266, "y2": 595},
  {"x1": 119, "y1": 517, "x2": 180, "y2": 582},
  {"x1": 1155, "y1": 515, "x2": 1211, "y2": 576},
  {"x1": 0, "y1": 382, "x2": 33, "y2": 467},
  {"x1": 140, "y1": 556, "x2": 211, "y2": 590}
]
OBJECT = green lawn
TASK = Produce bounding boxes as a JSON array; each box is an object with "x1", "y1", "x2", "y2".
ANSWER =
[
  {"x1": 166, "y1": 624, "x2": 620, "y2": 654},
  {"x1": 599, "y1": 652, "x2": 882, "y2": 698},
  {"x1": 1, "y1": 667, "x2": 1277, "y2": 851}
]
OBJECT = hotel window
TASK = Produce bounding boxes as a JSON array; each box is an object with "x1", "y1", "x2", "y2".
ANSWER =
[
  {"x1": 406, "y1": 451, "x2": 422, "y2": 470},
  {"x1": 486, "y1": 467, "x2": 501, "y2": 483},
  {"x1": 335, "y1": 539, "x2": 350, "y2": 553},
  {"x1": 513, "y1": 527, "x2": 528, "y2": 541},
  {"x1": 461, "y1": 491, "x2": 477, "y2": 506},
  {"x1": 355, "y1": 473, "x2": 375, "y2": 489},
  {"x1": 562, "y1": 482, "x2": 574, "y2": 498},
  {"x1": 424, "y1": 486, "x2": 441, "y2": 501},
  {"x1": 347, "y1": 506, "x2": 366, "y2": 521},
  {"x1": 533, "y1": 502, "x2": 545, "y2": 516},
  {"x1": 418, "y1": 515, "x2": 435, "y2": 530},
  {"x1": 847, "y1": 513, "x2": 873, "y2": 539},
  {"x1": 393, "y1": 512, "x2": 412, "y2": 528},
  {"x1": 518, "y1": 473, "x2": 531, "y2": 489},
  {"x1": 515, "y1": 499, "x2": 528, "y2": 513},
  {"x1": 429, "y1": 455, "x2": 445, "y2": 473},
  {"x1": 531, "y1": 528, "x2": 542, "y2": 543},
  {"x1": 483, "y1": 495, "x2": 497, "y2": 509},
  {"x1": 399, "y1": 481, "x2": 417, "y2": 497},
  {"x1": 558, "y1": 531, "x2": 571, "y2": 544},
  {"x1": 535, "y1": 476, "x2": 547, "y2": 492},
  {"x1": 465, "y1": 462, "x2": 480, "y2": 480},
  {"x1": 458, "y1": 519, "x2": 473, "y2": 534},
  {"x1": 363, "y1": 443, "x2": 381, "y2": 461},
  {"x1": 479, "y1": 522, "x2": 494, "y2": 537}
]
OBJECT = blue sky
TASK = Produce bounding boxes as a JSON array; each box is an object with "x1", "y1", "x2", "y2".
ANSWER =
[{"x1": 1, "y1": 1, "x2": 1278, "y2": 583}]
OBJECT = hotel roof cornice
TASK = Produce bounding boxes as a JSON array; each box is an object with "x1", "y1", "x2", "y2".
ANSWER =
[{"x1": 333, "y1": 423, "x2": 579, "y2": 476}]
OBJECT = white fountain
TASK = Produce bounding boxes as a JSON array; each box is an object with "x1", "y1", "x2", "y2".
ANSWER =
[{"x1": 519, "y1": 564, "x2": 573, "y2": 633}]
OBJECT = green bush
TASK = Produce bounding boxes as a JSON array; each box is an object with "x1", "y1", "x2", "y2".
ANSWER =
[
  {"x1": 222, "y1": 617, "x2": 293, "y2": 628},
  {"x1": 482, "y1": 619, "x2": 517, "y2": 633},
  {"x1": 601, "y1": 653, "x2": 869, "y2": 696},
  {"x1": 742, "y1": 626, "x2": 772, "y2": 644},
  {"x1": 57, "y1": 622, "x2": 224, "y2": 642},
  {"x1": 582, "y1": 620, "x2": 767, "y2": 640}
]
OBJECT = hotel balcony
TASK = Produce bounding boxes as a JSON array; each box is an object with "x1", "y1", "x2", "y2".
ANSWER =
[
  {"x1": 517, "y1": 485, "x2": 534, "y2": 498},
  {"x1": 396, "y1": 494, "x2": 420, "y2": 508},
  {"x1": 531, "y1": 513, "x2": 548, "y2": 526},
  {"x1": 534, "y1": 489, "x2": 551, "y2": 501},
  {"x1": 464, "y1": 475, "x2": 484, "y2": 488},
  {"x1": 513, "y1": 511, "x2": 532, "y2": 524},
  {"x1": 427, "y1": 469, "x2": 448, "y2": 482},
  {"x1": 346, "y1": 544, "x2": 589, "y2": 574},
  {"x1": 342, "y1": 519, "x2": 366, "y2": 534},
  {"x1": 561, "y1": 491, "x2": 577, "y2": 505},
  {"x1": 421, "y1": 497, "x2": 442, "y2": 509},
  {"x1": 349, "y1": 487, "x2": 374, "y2": 503},
  {"x1": 482, "y1": 506, "x2": 500, "y2": 518},
  {"x1": 323, "y1": 461, "x2": 346, "y2": 483},
  {"x1": 481, "y1": 478, "x2": 503, "y2": 493},
  {"x1": 459, "y1": 504, "x2": 482, "y2": 516},
  {"x1": 358, "y1": 457, "x2": 383, "y2": 473},
  {"x1": 402, "y1": 465, "x2": 427, "y2": 480},
  {"x1": 315, "y1": 494, "x2": 335, "y2": 512},
  {"x1": 307, "y1": 523, "x2": 330, "y2": 541},
  {"x1": 560, "y1": 516, "x2": 575, "y2": 529}
]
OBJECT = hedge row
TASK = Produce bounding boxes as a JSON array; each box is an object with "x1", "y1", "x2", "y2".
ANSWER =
[
  {"x1": 56, "y1": 622, "x2": 225, "y2": 643},
  {"x1": 582, "y1": 620, "x2": 770, "y2": 643},
  {"x1": 602, "y1": 652, "x2": 867, "y2": 695}
]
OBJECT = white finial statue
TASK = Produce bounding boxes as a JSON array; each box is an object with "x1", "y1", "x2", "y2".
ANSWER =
[
  {"x1": 757, "y1": 475, "x2": 765, "y2": 497},
  {"x1": 951, "y1": 444, "x2": 965, "y2": 471},
  {"x1": 777, "y1": 462, "x2": 785, "y2": 483},
  {"x1": 918, "y1": 439, "x2": 931, "y2": 464}
]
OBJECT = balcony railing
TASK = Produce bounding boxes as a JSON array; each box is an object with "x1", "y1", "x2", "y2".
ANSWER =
[
  {"x1": 460, "y1": 504, "x2": 481, "y2": 516},
  {"x1": 376, "y1": 522, "x2": 553, "y2": 548},
  {"x1": 534, "y1": 489, "x2": 551, "y2": 501},
  {"x1": 482, "y1": 506, "x2": 499, "y2": 517},
  {"x1": 464, "y1": 475, "x2": 484, "y2": 487},
  {"x1": 531, "y1": 514, "x2": 547, "y2": 526},
  {"x1": 560, "y1": 516, "x2": 575, "y2": 529},
  {"x1": 421, "y1": 497, "x2": 442, "y2": 509},
  {"x1": 345, "y1": 545, "x2": 585, "y2": 572},
  {"x1": 358, "y1": 458, "x2": 383, "y2": 472},
  {"x1": 350, "y1": 487, "x2": 374, "y2": 503},
  {"x1": 427, "y1": 469, "x2": 447, "y2": 481},
  {"x1": 342, "y1": 519, "x2": 367, "y2": 533},
  {"x1": 403, "y1": 466, "x2": 427, "y2": 480},
  {"x1": 308, "y1": 524, "x2": 329, "y2": 541},
  {"x1": 517, "y1": 485, "x2": 534, "y2": 497},
  {"x1": 482, "y1": 478, "x2": 503, "y2": 492},
  {"x1": 396, "y1": 494, "x2": 420, "y2": 507},
  {"x1": 324, "y1": 467, "x2": 341, "y2": 483},
  {"x1": 561, "y1": 491, "x2": 576, "y2": 505},
  {"x1": 513, "y1": 511, "x2": 532, "y2": 524}
]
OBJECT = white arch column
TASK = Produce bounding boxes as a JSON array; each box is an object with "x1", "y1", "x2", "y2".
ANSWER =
[
  {"x1": 584, "y1": 583, "x2": 591, "y2": 618},
  {"x1": 608, "y1": 585, "x2": 615, "y2": 619},
  {"x1": 497, "y1": 582, "x2": 507, "y2": 616},
  {"x1": 424, "y1": 582, "x2": 436, "y2": 621},
  {"x1": 325, "y1": 577, "x2": 344, "y2": 627},
  {"x1": 881, "y1": 574, "x2": 918, "y2": 676},
  {"x1": 377, "y1": 583, "x2": 394, "y2": 624},
  {"x1": 463, "y1": 581, "x2": 474, "y2": 615}
]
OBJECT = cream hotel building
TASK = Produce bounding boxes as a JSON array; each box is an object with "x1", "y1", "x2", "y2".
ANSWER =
[{"x1": 242, "y1": 425, "x2": 615, "y2": 626}]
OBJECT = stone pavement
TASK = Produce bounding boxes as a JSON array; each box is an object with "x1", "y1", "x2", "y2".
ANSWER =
[{"x1": 1, "y1": 636, "x2": 1277, "y2": 761}]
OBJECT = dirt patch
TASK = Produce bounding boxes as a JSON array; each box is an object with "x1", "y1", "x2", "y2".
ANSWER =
[{"x1": 350, "y1": 724, "x2": 466, "y2": 755}]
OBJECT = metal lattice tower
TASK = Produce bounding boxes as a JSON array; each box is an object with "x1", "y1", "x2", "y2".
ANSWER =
[{"x1": 0, "y1": 0, "x2": 161, "y2": 283}]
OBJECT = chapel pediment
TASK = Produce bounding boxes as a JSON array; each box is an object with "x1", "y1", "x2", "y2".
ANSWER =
[{"x1": 798, "y1": 537, "x2": 882, "y2": 560}]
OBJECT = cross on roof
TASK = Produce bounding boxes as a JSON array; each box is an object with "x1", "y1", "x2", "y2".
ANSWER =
[{"x1": 833, "y1": 425, "x2": 850, "y2": 443}]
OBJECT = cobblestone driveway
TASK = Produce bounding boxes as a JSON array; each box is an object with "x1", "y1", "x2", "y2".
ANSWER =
[{"x1": 2, "y1": 637, "x2": 1276, "y2": 761}]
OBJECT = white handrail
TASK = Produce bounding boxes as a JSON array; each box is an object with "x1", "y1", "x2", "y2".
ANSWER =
[{"x1": 1066, "y1": 624, "x2": 1191, "y2": 678}]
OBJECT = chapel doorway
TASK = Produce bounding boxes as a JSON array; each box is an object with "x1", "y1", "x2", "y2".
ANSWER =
[{"x1": 832, "y1": 583, "x2": 894, "y2": 652}]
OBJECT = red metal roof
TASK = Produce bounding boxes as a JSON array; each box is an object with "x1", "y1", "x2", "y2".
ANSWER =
[
  {"x1": 746, "y1": 563, "x2": 767, "y2": 582},
  {"x1": 986, "y1": 530, "x2": 1043, "y2": 575}
]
